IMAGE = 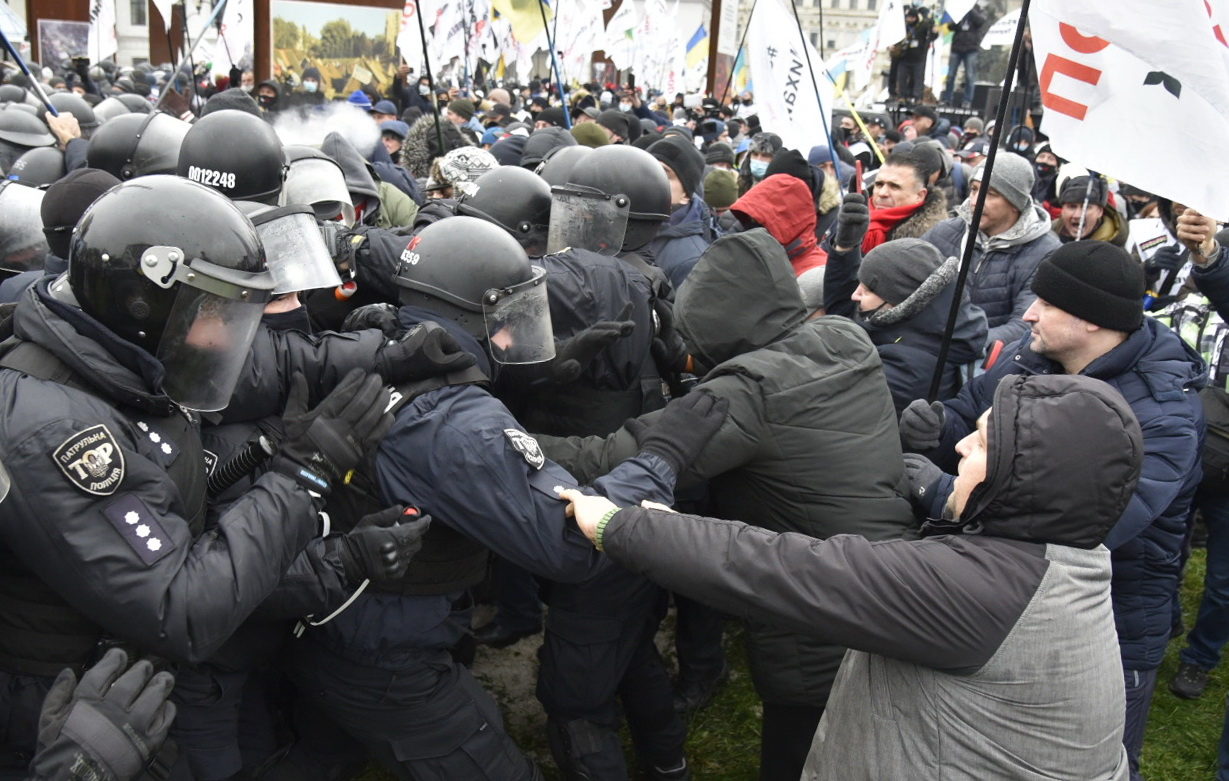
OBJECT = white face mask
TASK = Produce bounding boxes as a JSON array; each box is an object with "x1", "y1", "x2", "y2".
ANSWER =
[
  {"x1": 619, "y1": 102, "x2": 632, "y2": 112},
  {"x1": 240, "y1": 84, "x2": 253, "y2": 93},
  {"x1": 303, "y1": 80, "x2": 318, "y2": 93},
  {"x1": 419, "y1": 84, "x2": 431, "y2": 95}
]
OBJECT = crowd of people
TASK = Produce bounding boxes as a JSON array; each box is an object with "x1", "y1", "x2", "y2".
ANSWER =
[{"x1": 0, "y1": 39, "x2": 1225, "y2": 781}]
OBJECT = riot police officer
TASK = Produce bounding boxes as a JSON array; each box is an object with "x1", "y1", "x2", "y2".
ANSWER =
[
  {"x1": 0, "y1": 176, "x2": 394, "y2": 779},
  {"x1": 284, "y1": 217, "x2": 727, "y2": 780}
]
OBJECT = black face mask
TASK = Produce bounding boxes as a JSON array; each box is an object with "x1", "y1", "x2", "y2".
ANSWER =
[
  {"x1": 1035, "y1": 162, "x2": 1056, "y2": 179},
  {"x1": 258, "y1": 94, "x2": 276, "y2": 109},
  {"x1": 261, "y1": 307, "x2": 313, "y2": 334}
]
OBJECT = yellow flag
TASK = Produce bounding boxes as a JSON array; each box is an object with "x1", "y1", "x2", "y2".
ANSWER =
[{"x1": 492, "y1": 0, "x2": 552, "y2": 44}]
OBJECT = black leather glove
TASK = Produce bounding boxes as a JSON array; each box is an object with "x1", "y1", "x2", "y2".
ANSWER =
[
  {"x1": 629, "y1": 391, "x2": 729, "y2": 476},
  {"x1": 899, "y1": 399, "x2": 946, "y2": 452},
  {"x1": 320, "y1": 222, "x2": 366, "y2": 274},
  {"x1": 337, "y1": 505, "x2": 432, "y2": 584},
  {"x1": 547, "y1": 308, "x2": 636, "y2": 384},
  {"x1": 902, "y1": 453, "x2": 943, "y2": 506},
  {"x1": 272, "y1": 368, "x2": 393, "y2": 494},
  {"x1": 342, "y1": 303, "x2": 403, "y2": 338},
  {"x1": 375, "y1": 321, "x2": 478, "y2": 384},
  {"x1": 833, "y1": 193, "x2": 870, "y2": 250},
  {"x1": 1144, "y1": 244, "x2": 1185, "y2": 281},
  {"x1": 28, "y1": 648, "x2": 175, "y2": 781}
]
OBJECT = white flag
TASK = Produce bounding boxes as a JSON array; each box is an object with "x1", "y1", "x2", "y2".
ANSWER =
[
  {"x1": 745, "y1": 0, "x2": 835, "y2": 153},
  {"x1": 941, "y1": 0, "x2": 977, "y2": 25},
  {"x1": 980, "y1": 8, "x2": 1020, "y2": 50},
  {"x1": 1031, "y1": 0, "x2": 1229, "y2": 219},
  {"x1": 398, "y1": 0, "x2": 427, "y2": 72},
  {"x1": 872, "y1": 0, "x2": 906, "y2": 54},
  {"x1": 216, "y1": 0, "x2": 254, "y2": 71},
  {"x1": 88, "y1": 0, "x2": 118, "y2": 62}
]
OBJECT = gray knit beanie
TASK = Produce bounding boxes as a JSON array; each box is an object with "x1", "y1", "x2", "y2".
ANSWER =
[
  {"x1": 859, "y1": 238, "x2": 945, "y2": 306},
  {"x1": 973, "y1": 153, "x2": 1035, "y2": 214}
]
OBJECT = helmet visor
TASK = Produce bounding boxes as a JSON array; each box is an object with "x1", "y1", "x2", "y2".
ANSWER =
[
  {"x1": 158, "y1": 288, "x2": 269, "y2": 411},
  {"x1": 250, "y1": 205, "x2": 341, "y2": 293},
  {"x1": 281, "y1": 157, "x2": 356, "y2": 227},
  {"x1": 0, "y1": 458, "x2": 9, "y2": 504},
  {"x1": 547, "y1": 185, "x2": 630, "y2": 256},
  {"x1": 0, "y1": 182, "x2": 48, "y2": 274},
  {"x1": 482, "y1": 265, "x2": 555, "y2": 365},
  {"x1": 131, "y1": 113, "x2": 190, "y2": 177}
]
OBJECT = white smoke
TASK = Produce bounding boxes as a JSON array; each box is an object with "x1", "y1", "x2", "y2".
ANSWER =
[{"x1": 272, "y1": 102, "x2": 381, "y2": 156}]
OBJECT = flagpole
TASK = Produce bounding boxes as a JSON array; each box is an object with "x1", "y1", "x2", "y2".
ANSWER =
[
  {"x1": 720, "y1": 0, "x2": 755, "y2": 103},
  {"x1": 413, "y1": 0, "x2": 447, "y2": 157},
  {"x1": 154, "y1": 0, "x2": 230, "y2": 109},
  {"x1": 927, "y1": 0, "x2": 1033, "y2": 402},
  {"x1": 787, "y1": 0, "x2": 844, "y2": 196},
  {"x1": 0, "y1": 30, "x2": 59, "y2": 116},
  {"x1": 538, "y1": 0, "x2": 571, "y2": 128}
]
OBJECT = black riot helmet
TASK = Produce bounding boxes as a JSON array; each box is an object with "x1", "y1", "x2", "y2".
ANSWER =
[
  {"x1": 115, "y1": 94, "x2": 153, "y2": 114},
  {"x1": 393, "y1": 216, "x2": 555, "y2": 365},
  {"x1": 86, "y1": 112, "x2": 191, "y2": 180},
  {"x1": 0, "y1": 85, "x2": 27, "y2": 105},
  {"x1": 0, "y1": 106, "x2": 56, "y2": 170},
  {"x1": 455, "y1": 167, "x2": 552, "y2": 255},
  {"x1": 45, "y1": 93, "x2": 99, "y2": 132},
  {"x1": 537, "y1": 145, "x2": 592, "y2": 187},
  {"x1": 564, "y1": 145, "x2": 670, "y2": 251},
  {"x1": 0, "y1": 180, "x2": 49, "y2": 277},
  {"x1": 6, "y1": 147, "x2": 66, "y2": 187},
  {"x1": 68, "y1": 176, "x2": 275, "y2": 411},
  {"x1": 92, "y1": 96, "x2": 132, "y2": 124},
  {"x1": 177, "y1": 109, "x2": 285, "y2": 204}
]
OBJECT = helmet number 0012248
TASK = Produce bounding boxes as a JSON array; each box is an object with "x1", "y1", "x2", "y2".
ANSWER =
[{"x1": 186, "y1": 165, "x2": 237, "y2": 191}]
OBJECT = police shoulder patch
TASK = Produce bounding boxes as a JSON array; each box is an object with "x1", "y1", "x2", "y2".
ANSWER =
[
  {"x1": 102, "y1": 494, "x2": 175, "y2": 566},
  {"x1": 52, "y1": 424, "x2": 125, "y2": 496},
  {"x1": 504, "y1": 428, "x2": 545, "y2": 470}
]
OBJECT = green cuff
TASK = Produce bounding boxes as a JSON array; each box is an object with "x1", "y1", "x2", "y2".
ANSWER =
[{"x1": 595, "y1": 508, "x2": 620, "y2": 551}]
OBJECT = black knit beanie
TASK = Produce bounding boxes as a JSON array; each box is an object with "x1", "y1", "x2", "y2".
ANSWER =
[
  {"x1": 859, "y1": 238, "x2": 945, "y2": 305},
  {"x1": 648, "y1": 135, "x2": 704, "y2": 197},
  {"x1": 42, "y1": 168, "x2": 122, "y2": 258},
  {"x1": 765, "y1": 148, "x2": 818, "y2": 200},
  {"x1": 705, "y1": 141, "x2": 735, "y2": 166},
  {"x1": 1030, "y1": 241, "x2": 1145, "y2": 331},
  {"x1": 202, "y1": 88, "x2": 262, "y2": 119}
]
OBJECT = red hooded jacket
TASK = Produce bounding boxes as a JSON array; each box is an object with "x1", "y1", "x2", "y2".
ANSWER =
[{"x1": 730, "y1": 174, "x2": 828, "y2": 276}]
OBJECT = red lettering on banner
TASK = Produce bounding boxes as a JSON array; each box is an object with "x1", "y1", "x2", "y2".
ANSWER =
[
  {"x1": 1040, "y1": 54, "x2": 1101, "y2": 120},
  {"x1": 1058, "y1": 23, "x2": 1110, "y2": 53},
  {"x1": 1206, "y1": 0, "x2": 1228, "y2": 47}
]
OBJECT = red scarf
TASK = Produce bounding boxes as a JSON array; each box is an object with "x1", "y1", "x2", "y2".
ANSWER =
[{"x1": 862, "y1": 201, "x2": 924, "y2": 253}]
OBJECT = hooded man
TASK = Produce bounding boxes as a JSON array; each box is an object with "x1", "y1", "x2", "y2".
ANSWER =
[
  {"x1": 921, "y1": 152, "x2": 1059, "y2": 352},
  {"x1": 737, "y1": 132, "x2": 783, "y2": 195},
  {"x1": 900, "y1": 241, "x2": 1206, "y2": 781},
  {"x1": 562, "y1": 371, "x2": 1141, "y2": 781},
  {"x1": 824, "y1": 227, "x2": 988, "y2": 413},
  {"x1": 540, "y1": 229, "x2": 916, "y2": 781},
  {"x1": 290, "y1": 66, "x2": 326, "y2": 108},
  {"x1": 731, "y1": 173, "x2": 827, "y2": 278},
  {"x1": 1054, "y1": 174, "x2": 1128, "y2": 247}
]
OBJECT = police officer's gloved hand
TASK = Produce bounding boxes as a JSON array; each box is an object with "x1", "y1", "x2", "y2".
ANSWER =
[
  {"x1": 546, "y1": 305, "x2": 636, "y2": 384},
  {"x1": 374, "y1": 321, "x2": 477, "y2": 384},
  {"x1": 28, "y1": 648, "x2": 175, "y2": 781},
  {"x1": 902, "y1": 453, "x2": 944, "y2": 508},
  {"x1": 271, "y1": 368, "x2": 393, "y2": 495},
  {"x1": 337, "y1": 505, "x2": 432, "y2": 584},
  {"x1": 341, "y1": 302, "x2": 402, "y2": 338},
  {"x1": 627, "y1": 391, "x2": 729, "y2": 476},
  {"x1": 899, "y1": 399, "x2": 946, "y2": 452},
  {"x1": 1144, "y1": 245, "x2": 1184, "y2": 283},
  {"x1": 320, "y1": 221, "x2": 365, "y2": 275},
  {"x1": 833, "y1": 193, "x2": 870, "y2": 251}
]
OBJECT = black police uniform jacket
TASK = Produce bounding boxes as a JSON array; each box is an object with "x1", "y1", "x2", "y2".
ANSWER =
[{"x1": 0, "y1": 278, "x2": 381, "y2": 674}]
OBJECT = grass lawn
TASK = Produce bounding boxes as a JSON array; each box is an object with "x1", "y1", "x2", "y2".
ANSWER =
[{"x1": 358, "y1": 548, "x2": 1226, "y2": 780}]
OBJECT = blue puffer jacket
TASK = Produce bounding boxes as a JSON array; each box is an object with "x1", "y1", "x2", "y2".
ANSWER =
[
  {"x1": 924, "y1": 318, "x2": 1207, "y2": 669},
  {"x1": 922, "y1": 206, "x2": 1060, "y2": 349},
  {"x1": 647, "y1": 196, "x2": 719, "y2": 290}
]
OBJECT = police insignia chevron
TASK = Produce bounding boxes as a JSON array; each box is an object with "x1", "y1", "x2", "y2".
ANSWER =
[
  {"x1": 504, "y1": 428, "x2": 546, "y2": 470},
  {"x1": 52, "y1": 424, "x2": 125, "y2": 495}
]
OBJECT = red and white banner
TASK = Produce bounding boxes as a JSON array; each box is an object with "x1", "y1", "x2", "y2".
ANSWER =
[{"x1": 1031, "y1": 0, "x2": 1229, "y2": 219}]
